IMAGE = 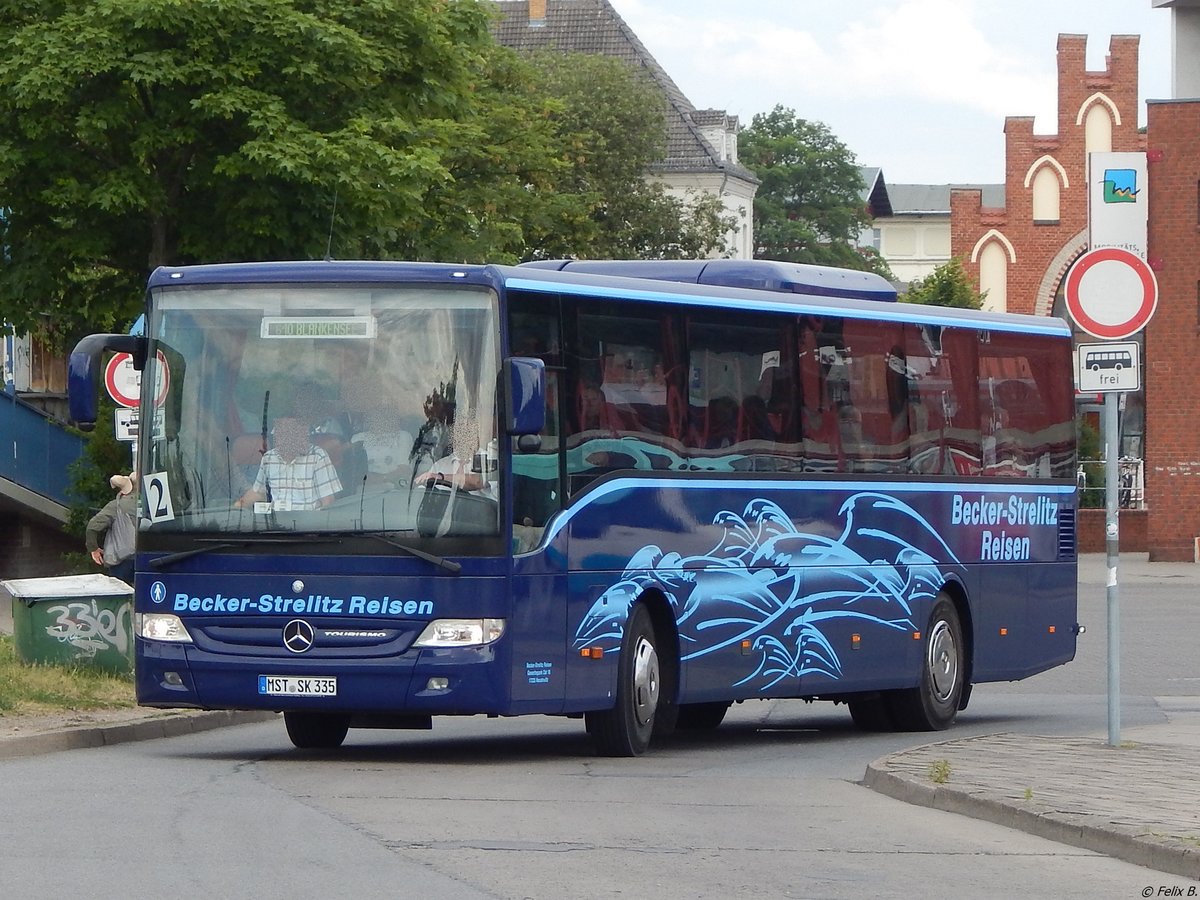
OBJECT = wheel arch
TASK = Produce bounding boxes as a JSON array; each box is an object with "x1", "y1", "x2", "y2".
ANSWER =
[
  {"x1": 939, "y1": 576, "x2": 975, "y2": 700},
  {"x1": 635, "y1": 586, "x2": 681, "y2": 723}
]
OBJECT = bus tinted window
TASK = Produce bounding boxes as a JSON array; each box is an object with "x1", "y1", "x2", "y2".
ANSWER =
[
  {"x1": 797, "y1": 315, "x2": 843, "y2": 472},
  {"x1": 510, "y1": 299, "x2": 563, "y2": 533},
  {"x1": 979, "y1": 330, "x2": 1075, "y2": 478},
  {"x1": 839, "y1": 318, "x2": 908, "y2": 473},
  {"x1": 906, "y1": 324, "x2": 982, "y2": 476},
  {"x1": 684, "y1": 314, "x2": 799, "y2": 472},
  {"x1": 565, "y1": 300, "x2": 685, "y2": 493}
]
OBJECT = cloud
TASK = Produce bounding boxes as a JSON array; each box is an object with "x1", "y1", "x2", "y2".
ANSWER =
[
  {"x1": 837, "y1": 1, "x2": 1054, "y2": 122},
  {"x1": 607, "y1": 0, "x2": 1165, "y2": 180},
  {"x1": 616, "y1": 0, "x2": 1056, "y2": 127}
]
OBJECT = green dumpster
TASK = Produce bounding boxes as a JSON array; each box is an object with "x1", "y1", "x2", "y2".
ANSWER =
[{"x1": 2, "y1": 575, "x2": 134, "y2": 674}]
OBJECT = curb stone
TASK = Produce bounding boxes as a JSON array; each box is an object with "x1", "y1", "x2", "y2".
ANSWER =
[
  {"x1": 863, "y1": 743, "x2": 1200, "y2": 881},
  {"x1": 0, "y1": 710, "x2": 278, "y2": 760}
]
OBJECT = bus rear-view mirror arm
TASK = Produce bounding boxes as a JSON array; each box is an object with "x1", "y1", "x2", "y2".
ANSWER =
[{"x1": 68, "y1": 333, "x2": 147, "y2": 430}]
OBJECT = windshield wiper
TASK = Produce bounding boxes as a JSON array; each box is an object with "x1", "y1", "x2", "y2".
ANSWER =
[
  {"x1": 148, "y1": 541, "x2": 245, "y2": 569},
  {"x1": 147, "y1": 535, "x2": 343, "y2": 570},
  {"x1": 362, "y1": 532, "x2": 462, "y2": 574}
]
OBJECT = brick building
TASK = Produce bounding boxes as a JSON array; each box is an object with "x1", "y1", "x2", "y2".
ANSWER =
[
  {"x1": 952, "y1": 34, "x2": 1144, "y2": 320},
  {"x1": 1144, "y1": 98, "x2": 1200, "y2": 560},
  {"x1": 950, "y1": 29, "x2": 1200, "y2": 560}
]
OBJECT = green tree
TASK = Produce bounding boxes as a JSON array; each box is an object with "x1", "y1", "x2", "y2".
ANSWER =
[
  {"x1": 520, "y1": 51, "x2": 733, "y2": 260},
  {"x1": 394, "y1": 44, "x2": 570, "y2": 264},
  {"x1": 903, "y1": 257, "x2": 986, "y2": 309},
  {"x1": 0, "y1": 0, "x2": 526, "y2": 342},
  {"x1": 738, "y1": 106, "x2": 875, "y2": 271},
  {"x1": 59, "y1": 396, "x2": 134, "y2": 572}
]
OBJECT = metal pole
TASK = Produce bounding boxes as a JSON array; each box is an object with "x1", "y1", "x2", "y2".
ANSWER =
[{"x1": 1104, "y1": 391, "x2": 1120, "y2": 746}]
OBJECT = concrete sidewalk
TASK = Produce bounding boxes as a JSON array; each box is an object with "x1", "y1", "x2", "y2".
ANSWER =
[
  {"x1": 865, "y1": 552, "x2": 1200, "y2": 879},
  {"x1": 2, "y1": 554, "x2": 1199, "y2": 878},
  {"x1": 864, "y1": 712, "x2": 1200, "y2": 880}
]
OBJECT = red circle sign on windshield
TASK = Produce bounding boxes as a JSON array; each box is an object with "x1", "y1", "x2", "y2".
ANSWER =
[{"x1": 104, "y1": 352, "x2": 170, "y2": 408}]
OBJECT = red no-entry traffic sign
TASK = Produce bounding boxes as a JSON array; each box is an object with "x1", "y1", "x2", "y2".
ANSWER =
[
  {"x1": 104, "y1": 351, "x2": 171, "y2": 409},
  {"x1": 1063, "y1": 247, "x2": 1158, "y2": 340}
]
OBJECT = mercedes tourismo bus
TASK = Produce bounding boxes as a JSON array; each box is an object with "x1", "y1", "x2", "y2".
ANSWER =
[{"x1": 68, "y1": 259, "x2": 1079, "y2": 756}]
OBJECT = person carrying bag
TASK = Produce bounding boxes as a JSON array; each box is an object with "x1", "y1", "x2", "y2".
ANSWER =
[{"x1": 86, "y1": 473, "x2": 138, "y2": 584}]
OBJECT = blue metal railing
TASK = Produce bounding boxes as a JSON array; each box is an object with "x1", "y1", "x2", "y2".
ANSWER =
[{"x1": 0, "y1": 391, "x2": 84, "y2": 507}]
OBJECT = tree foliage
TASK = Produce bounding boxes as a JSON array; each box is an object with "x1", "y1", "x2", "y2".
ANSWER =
[
  {"x1": 902, "y1": 257, "x2": 986, "y2": 309},
  {"x1": 0, "y1": 0, "x2": 519, "y2": 341},
  {"x1": 63, "y1": 398, "x2": 133, "y2": 539},
  {"x1": 0, "y1": 4, "x2": 734, "y2": 344},
  {"x1": 738, "y1": 105, "x2": 878, "y2": 272}
]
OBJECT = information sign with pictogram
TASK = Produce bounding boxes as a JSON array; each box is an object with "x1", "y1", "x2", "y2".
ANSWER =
[{"x1": 1076, "y1": 341, "x2": 1140, "y2": 393}]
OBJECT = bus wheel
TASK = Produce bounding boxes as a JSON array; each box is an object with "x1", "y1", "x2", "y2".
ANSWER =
[
  {"x1": 887, "y1": 596, "x2": 964, "y2": 731},
  {"x1": 675, "y1": 701, "x2": 730, "y2": 731},
  {"x1": 284, "y1": 711, "x2": 350, "y2": 749},
  {"x1": 585, "y1": 604, "x2": 660, "y2": 756}
]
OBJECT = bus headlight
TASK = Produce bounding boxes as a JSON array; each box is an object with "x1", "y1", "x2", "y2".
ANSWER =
[
  {"x1": 413, "y1": 618, "x2": 505, "y2": 648},
  {"x1": 136, "y1": 613, "x2": 194, "y2": 643}
]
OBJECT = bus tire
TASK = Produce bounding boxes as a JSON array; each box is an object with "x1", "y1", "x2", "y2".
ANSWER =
[
  {"x1": 675, "y1": 701, "x2": 730, "y2": 731},
  {"x1": 887, "y1": 596, "x2": 964, "y2": 731},
  {"x1": 284, "y1": 711, "x2": 350, "y2": 749},
  {"x1": 585, "y1": 604, "x2": 660, "y2": 756}
]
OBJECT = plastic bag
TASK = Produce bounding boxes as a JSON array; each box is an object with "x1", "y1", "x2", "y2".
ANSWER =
[{"x1": 103, "y1": 510, "x2": 136, "y2": 565}]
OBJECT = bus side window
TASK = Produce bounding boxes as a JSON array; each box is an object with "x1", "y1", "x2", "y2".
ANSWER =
[
  {"x1": 840, "y1": 319, "x2": 907, "y2": 474},
  {"x1": 979, "y1": 331, "x2": 1074, "y2": 479},
  {"x1": 509, "y1": 305, "x2": 563, "y2": 532},
  {"x1": 683, "y1": 312, "x2": 799, "y2": 472},
  {"x1": 798, "y1": 316, "x2": 837, "y2": 472},
  {"x1": 906, "y1": 325, "x2": 981, "y2": 476},
  {"x1": 565, "y1": 302, "x2": 683, "y2": 494}
]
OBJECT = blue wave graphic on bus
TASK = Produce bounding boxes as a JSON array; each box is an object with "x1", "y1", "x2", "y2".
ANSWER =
[
  {"x1": 574, "y1": 492, "x2": 962, "y2": 689},
  {"x1": 568, "y1": 436, "x2": 744, "y2": 473}
]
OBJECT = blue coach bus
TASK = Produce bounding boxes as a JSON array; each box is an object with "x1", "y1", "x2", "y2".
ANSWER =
[{"x1": 68, "y1": 259, "x2": 1078, "y2": 756}]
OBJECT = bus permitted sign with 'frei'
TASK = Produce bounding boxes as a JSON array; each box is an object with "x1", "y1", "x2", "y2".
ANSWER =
[{"x1": 1077, "y1": 340, "x2": 1139, "y2": 393}]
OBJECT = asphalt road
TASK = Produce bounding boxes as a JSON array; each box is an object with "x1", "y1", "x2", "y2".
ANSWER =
[{"x1": 2, "y1": 554, "x2": 1195, "y2": 898}]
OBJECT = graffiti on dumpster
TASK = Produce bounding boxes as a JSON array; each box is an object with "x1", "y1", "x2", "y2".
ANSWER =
[{"x1": 44, "y1": 600, "x2": 131, "y2": 660}]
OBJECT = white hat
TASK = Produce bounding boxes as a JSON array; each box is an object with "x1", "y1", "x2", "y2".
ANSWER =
[{"x1": 109, "y1": 474, "x2": 134, "y2": 495}]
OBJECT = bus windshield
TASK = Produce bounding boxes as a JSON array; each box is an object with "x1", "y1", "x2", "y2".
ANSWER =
[{"x1": 140, "y1": 283, "x2": 500, "y2": 537}]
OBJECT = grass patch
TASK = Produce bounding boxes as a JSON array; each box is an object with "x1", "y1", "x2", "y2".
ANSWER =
[
  {"x1": 0, "y1": 634, "x2": 135, "y2": 716},
  {"x1": 929, "y1": 759, "x2": 952, "y2": 784}
]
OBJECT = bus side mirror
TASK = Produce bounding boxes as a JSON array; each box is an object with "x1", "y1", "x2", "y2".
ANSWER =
[
  {"x1": 68, "y1": 334, "x2": 146, "y2": 429},
  {"x1": 505, "y1": 356, "x2": 546, "y2": 437}
]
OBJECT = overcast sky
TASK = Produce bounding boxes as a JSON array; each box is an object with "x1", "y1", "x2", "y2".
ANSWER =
[{"x1": 605, "y1": 0, "x2": 1173, "y2": 185}]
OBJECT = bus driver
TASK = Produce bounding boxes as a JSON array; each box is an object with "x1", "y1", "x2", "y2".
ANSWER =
[{"x1": 234, "y1": 416, "x2": 342, "y2": 511}]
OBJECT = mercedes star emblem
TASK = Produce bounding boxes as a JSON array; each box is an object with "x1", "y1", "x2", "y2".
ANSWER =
[{"x1": 282, "y1": 619, "x2": 316, "y2": 653}]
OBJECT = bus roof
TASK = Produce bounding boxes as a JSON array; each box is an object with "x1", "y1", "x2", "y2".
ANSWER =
[
  {"x1": 519, "y1": 258, "x2": 898, "y2": 302},
  {"x1": 145, "y1": 259, "x2": 1070, "y2": 338},
  {"x1": 500, "y1": 264, "x2": 1070, "y2": 338}
]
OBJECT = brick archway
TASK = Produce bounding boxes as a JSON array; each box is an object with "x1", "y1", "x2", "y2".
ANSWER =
[{"x1": 1035, "y1": 229, "x2": 1088, "y2": 317}]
